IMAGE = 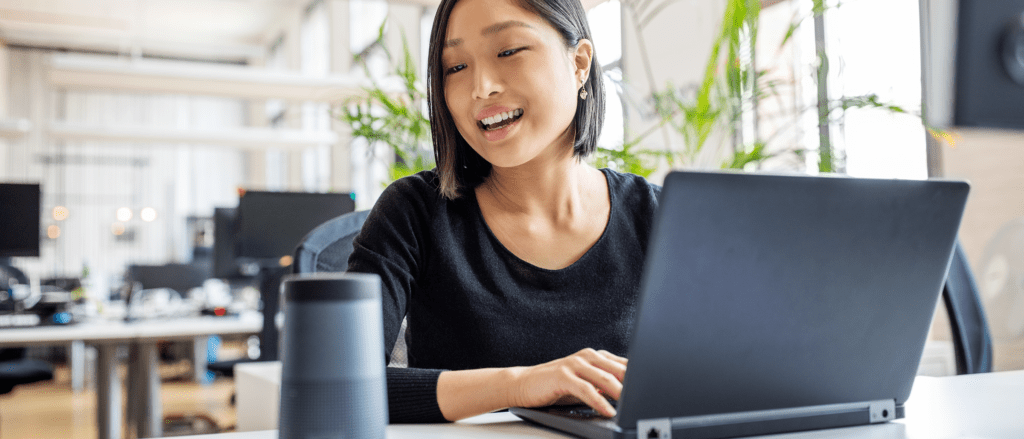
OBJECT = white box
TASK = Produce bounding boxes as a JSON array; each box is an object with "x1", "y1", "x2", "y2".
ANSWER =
[{"x1": 235, "y1": 361, "x2": 282, "y2": 432}]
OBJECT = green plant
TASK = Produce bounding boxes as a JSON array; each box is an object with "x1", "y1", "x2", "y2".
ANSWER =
[
  {"x1": 614, "y1": 0, "x2": 951, "y2": 174},
  {"x1": 593, "y1": 0, "x2": 763, "y2": 173},
  {"x1": 593, "y1": 141, "x2": 663, "y2": 178},
  {"x1": 338, "y1": 21, "x2": 433, "y2": 184}
]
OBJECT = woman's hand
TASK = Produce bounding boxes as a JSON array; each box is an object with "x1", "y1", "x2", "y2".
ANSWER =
[
  {"x1": 436, "y1": 348, "x2": 627, "y2": 421},
  {"x1": 506, "y1": 348, "x2": 628, "y2": 417}
]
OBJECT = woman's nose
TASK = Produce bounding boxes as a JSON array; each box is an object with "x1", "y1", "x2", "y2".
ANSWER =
[{"x1": 472, "y1": 64, "x2": 502, "y2": 99}]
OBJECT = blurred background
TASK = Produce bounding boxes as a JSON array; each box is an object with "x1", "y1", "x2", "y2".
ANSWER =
[{"x1": 0, "y1": 0, "x2": 1022, "y2": 437}]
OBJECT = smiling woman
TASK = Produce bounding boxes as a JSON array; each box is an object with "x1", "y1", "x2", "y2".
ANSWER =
[
  {"x1": 345, "y1": 0, "x2": 662, "y2": 425},
  {"x1": 429, "y1": 0, "x2": 606, "y2": 200}
]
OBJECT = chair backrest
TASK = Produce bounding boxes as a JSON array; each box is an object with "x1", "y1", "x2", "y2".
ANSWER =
[
  {"x1": 0, "y1": 358, "x2": 54, "y2": 395},
  {"x1": 291, "y1": 209, "x2": 409, "y2": 367},
  {"x1": 943, "y1": 240, "x2": 994, "y2": 374},
  {"x1": 293, "y1": 210, "x2": 371, "y2": 274}
]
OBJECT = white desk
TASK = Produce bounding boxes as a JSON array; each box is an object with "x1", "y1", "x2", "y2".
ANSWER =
[
  {"x1": 0, "y1": 313, "x2": 262, "y2": 439},
  {"x1": 188, "y1": 370, "x2": 1024, "y2": 439}
]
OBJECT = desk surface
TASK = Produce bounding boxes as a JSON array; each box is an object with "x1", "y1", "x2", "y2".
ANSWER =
[
  {"x1": 172, "y1": 370, "x2": 1024, "y2": 439},
  {"x1": 0, "y1": 312, "x2": 262, "y2": 346}
]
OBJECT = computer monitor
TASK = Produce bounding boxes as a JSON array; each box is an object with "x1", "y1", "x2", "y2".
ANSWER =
[
  {"x1": 126, "y1": 263, "x2": 208, "y2": 295},
  {"x1": 0, "y1": 183, "x2": 42, "y2": 258},
  {"x1": 235, "y1": 190, "x2": 356, "y2": 266},
  {"x1": 212, "y1": 207, "x2": 243, "y2": 279}
]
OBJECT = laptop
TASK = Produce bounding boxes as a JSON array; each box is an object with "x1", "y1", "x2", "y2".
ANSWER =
[{"x1": 511, "y1": 170, "x2": 970, "y2": 439}]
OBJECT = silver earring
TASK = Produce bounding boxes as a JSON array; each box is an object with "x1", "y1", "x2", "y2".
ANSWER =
[{"x1": 579, "y1": 88, "x2": 588, "y2": 100}]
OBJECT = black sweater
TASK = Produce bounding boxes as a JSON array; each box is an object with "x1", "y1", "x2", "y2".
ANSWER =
[{"x1": 347, "y1": 168, "x2": 661, "y2": 423}]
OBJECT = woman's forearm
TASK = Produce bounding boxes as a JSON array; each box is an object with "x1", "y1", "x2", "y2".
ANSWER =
[{"x1": 436, "y1": 367, "x2": 525, "y2": 421}]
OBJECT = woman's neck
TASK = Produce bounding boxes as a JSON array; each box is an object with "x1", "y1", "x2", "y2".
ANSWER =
[{"x1": 479, "y1": 146, "x2": 598, "y2": 224}]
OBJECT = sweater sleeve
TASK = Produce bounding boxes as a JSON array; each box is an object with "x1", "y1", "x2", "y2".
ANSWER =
[
  {"x1": 386, "y1": 367, "x2": 446, "y2": 422},
  {"x1": 347, "y1": 172, "x2": 449, "y2": 423}
]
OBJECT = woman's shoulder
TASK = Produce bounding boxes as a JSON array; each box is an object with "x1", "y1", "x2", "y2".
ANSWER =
[{"x1": 365, "y1": 169, "x2": 476, "y2": 231}]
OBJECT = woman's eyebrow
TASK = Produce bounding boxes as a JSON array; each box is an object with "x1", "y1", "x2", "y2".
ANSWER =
[
  {"x1": 482, "y1": 20, "x2": 533, "y2": 35},
  {"x1": 444, "y1": 20, "x2": 534, "y2": 49}
]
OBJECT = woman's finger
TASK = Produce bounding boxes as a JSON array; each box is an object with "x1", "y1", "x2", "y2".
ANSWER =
[
  {"x1": 570, "y1": 375, "x2": 617, "y2": 417},
  {"x1": 577, "y1": 349, "x2": 627, "y2": 382},
  {"x1": 572, "y1": 360, "x2": 624, "y2": 400},
  {"x1": 597, "y1": 349, "x2": 628, "y2": 365}
]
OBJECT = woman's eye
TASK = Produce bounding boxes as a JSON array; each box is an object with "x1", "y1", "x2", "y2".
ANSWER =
[
  {"x1": 498, "y1": 47, "x2": 524, "y2": 57},
  {"x1": 445, "y1": 64, "x2": 466, "y2": 75}
]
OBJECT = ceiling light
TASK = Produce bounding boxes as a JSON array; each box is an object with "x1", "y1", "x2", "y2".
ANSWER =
[
  {"x1": 53, "y1": 206, "x2": 69, "y2": 221},
  {"x1": 140, "y1": 207, "x2": 157, "y2": 222},
  {"x1": 116, "y1": 207, "x2": 132, "y2": 222}
]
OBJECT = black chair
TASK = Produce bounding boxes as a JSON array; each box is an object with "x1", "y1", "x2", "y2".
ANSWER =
[
  {"x1": 0, "y1": 353, "x2": 54, "y2": 395},
  {"x1": 290, "y1": 210, "x2": 409, "y2": 367},
  {"x1": 942, "y1": 240, "x2": 993, "y2": 374},
  {"x1": 0, "y1": 265, "x2": 54, "y2": 396},
  {"x1": 293, "y1": 210, "x2": 372, "y2": 274}
]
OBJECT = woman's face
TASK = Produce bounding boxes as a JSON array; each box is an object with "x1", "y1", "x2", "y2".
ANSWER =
[{"x1": 442, "y1": 0, "x2": 591, "y2": 170}]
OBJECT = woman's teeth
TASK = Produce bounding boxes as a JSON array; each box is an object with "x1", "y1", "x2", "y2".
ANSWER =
[{"x1": 481, "y1": 109, "x2": 524, "y2": 130}]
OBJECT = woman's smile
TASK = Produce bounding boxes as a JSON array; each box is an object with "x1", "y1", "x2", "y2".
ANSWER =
[{"x1": 477, "y1": 106, "x2": 525, "y2": 141}]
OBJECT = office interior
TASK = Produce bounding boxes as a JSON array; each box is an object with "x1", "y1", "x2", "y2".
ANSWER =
[{"x1": 0, "y1": 0, "x2": 1022, "y2": 437}]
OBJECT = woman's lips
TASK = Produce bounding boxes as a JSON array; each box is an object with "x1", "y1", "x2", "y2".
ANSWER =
[
  {"x1": 475, "y1": 105, "x2": 516, "y2": 121},
  {"x1": 479, "y1": 108, "x2": 524, "y2": 129},
  {"x1": 481, "y1": 115, "x2": 521, "y2": 142}
]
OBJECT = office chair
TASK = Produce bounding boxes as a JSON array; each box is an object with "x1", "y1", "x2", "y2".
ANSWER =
[
  {"x1": 293, "y1": 209, "x2": 372, "y2": 274},
  {"x1": 942, "y1": 240, "x2": 994, "y2": 374},
  {"x1": 290, "y1": 210, "x2": 408, "y2": 367},
  {"x1": 0, "y1": 354, "x2": 54, "y2": 395},
  {"x1": 0, "y1": 264, "x2": 55, "y2": 396}
]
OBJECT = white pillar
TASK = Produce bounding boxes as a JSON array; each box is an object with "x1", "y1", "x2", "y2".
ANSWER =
[
  {"x1": 285, "y1": 8, "x2": 306, "y2": 191},
  {"x1": 328, "y1": 0, "x2": 353, "y2": 193},
  {"x1": 246, "y1": 55, "x2": 269, "y2": 190},
  {"x1": 0, "y1": 42, "x2": 9, "y2": 175}
]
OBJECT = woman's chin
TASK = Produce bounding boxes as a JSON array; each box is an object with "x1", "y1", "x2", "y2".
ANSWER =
[{"x1": 478, "y1": 153, "x2": 531, "y2": 171}]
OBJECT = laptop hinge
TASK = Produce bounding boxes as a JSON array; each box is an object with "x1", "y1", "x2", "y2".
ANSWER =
[
  {"x1": 636, "y1": 418, "x2": 671, "y2": 439},
  {"x1": 636, "y1": 399, "x2": 896, "y2": 438},
  {"x1": 868, "y1": 399, "x2": 896, "y2": 423}
]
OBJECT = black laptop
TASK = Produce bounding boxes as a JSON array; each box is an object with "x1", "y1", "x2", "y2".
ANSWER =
[{"x1": 511, "y1": 170, "x2": 969, "y2": 439}]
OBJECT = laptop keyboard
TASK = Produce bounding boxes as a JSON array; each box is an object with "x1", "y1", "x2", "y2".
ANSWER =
[
  {"x1": 539, "y1": 404, "x2": 621, "y2": 430},
  {"x1": 544, "y1": 401, "x2": 617, "y2": 420}
]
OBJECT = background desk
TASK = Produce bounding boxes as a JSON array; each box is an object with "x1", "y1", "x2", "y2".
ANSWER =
[
  {"x1": 0, "y1": 313, "x2": 262, "y2": 439},
  {"x1": 197, "y1": 369, "x2": 1024, "y2": 439}
]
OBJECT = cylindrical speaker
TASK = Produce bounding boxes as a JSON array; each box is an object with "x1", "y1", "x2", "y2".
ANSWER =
[{"x1": 278, "y1": 272, "x2": 388, "y2": 439}]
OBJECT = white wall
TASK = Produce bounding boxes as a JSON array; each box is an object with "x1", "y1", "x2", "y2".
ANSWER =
[
  {"x1": 1, "y1": 0, "x2": 428, "y2": 288},
  {"x1": 3, "y1": 48, "x2": 248, "y2": 288},
  {"x1": 621, "y1": 0, "x2": 727, "y2": 182}
]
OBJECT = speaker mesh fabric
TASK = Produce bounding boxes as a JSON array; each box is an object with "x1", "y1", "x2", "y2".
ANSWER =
[{"x1": 279, "y1": 378, "x2": 387, "y2": 439}]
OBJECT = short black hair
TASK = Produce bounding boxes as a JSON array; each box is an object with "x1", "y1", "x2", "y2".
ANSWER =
[{"x1": 427, "y1": 0, "x2": 605, "y2": 200}]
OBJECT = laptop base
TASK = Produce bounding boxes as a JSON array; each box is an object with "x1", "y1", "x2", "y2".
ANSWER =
[{"x1": 511, "y1": 400, "x2": 904, "y2": 439}]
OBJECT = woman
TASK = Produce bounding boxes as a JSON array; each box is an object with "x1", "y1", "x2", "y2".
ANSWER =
[{"x1": 347, "y1": 0, "x2": 661, "y2": 423}]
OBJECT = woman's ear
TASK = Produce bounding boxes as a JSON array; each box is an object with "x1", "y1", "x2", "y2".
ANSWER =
[{"x1": 574, "y1": 39, "x2": 594, "y2": 86}]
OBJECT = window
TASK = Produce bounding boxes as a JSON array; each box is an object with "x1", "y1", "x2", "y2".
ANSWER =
[{"x1": 588, "y1": 1, "x2": 625, "y2": 153}]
